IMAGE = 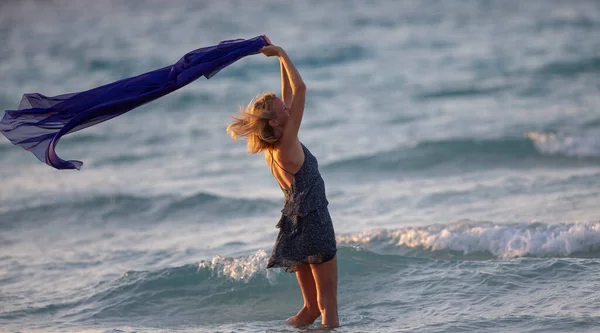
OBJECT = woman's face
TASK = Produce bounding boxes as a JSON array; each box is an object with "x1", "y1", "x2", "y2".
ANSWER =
[{"x1": 271, "y1": 96, "x2": 289, "y2": 126}]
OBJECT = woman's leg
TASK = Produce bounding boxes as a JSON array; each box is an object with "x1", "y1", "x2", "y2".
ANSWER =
[
  {"x1": 287, "y1": 263, "x2": 320, "y2": 327},
  {"x1": 310, "y1": 256, "x2": 339, "y2": 328}
]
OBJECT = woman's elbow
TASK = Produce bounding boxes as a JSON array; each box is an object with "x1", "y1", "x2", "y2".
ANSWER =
[{"x1": 293, "y1": 83, "x2": 306, "y2": 92}]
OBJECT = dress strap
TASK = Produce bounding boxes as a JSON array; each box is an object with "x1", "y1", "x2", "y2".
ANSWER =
[{"x1": 269, "y1": 149, "x2": 295, "y2": 176}]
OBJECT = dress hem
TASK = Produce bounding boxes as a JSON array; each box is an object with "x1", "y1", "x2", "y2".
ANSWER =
[{"x1": 267, "y1": 250, "x2": 337, "y2": 273}]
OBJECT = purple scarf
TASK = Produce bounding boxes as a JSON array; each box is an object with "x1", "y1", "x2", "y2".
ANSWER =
[{"x1": 0, "y1": 35, "x2": 268, "y2": 170}]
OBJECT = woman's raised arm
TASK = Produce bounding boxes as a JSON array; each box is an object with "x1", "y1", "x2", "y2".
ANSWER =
[{"x1": 260, "y1": 43, "x2": 306, "y2": 144}]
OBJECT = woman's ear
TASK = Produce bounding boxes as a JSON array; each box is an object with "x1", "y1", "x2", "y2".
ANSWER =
[{"x1": 269, "y1": 119, "x2": 278, "y2": 127}]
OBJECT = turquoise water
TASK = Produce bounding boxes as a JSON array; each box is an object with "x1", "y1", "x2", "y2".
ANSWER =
[{"x1": 1, "y1": 1, "x2": 600, "y2": 332}]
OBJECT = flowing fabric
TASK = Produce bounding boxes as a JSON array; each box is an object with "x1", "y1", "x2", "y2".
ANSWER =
[{"x1": 0, "y1": 35, "x2": 268, "y2": 170}]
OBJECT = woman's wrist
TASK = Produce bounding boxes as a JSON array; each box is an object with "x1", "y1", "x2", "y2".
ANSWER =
[{"x1": 276, "y1": 47, "x2": 286, "y2": 57}]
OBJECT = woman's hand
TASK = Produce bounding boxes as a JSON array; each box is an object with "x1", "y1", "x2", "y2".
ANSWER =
[
  {"x1": 262, "y1": 35, "x2": 272, "y2": 45},
  {"x1": 260, "y1": 45, "x2": 283, "y2": 57}
]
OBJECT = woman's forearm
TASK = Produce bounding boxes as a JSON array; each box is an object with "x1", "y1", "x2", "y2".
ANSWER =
[
  {"x1": 278, "y1": 49, "x2": 306, "y2": 92},
  {"x1": 280, "y1": 58, "x2": 292, "y2": 105}
]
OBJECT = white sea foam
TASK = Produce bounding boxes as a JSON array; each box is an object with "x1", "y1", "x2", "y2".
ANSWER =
[
  {"x1": 526, "y1": 131, "x2": 600, "y2": 158},
  {"x1": 337, "y1": 221, "x2": 600, "y2": 258},
  {"x1": 198, "y1": 250, "x2": 280, "y2": 283}
]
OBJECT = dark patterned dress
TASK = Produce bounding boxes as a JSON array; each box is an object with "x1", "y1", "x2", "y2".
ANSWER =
[{"x1": 267, "y1": 143, "x2": 337, "y2": 273}]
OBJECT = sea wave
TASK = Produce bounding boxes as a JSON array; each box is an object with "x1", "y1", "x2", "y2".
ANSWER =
[
  {"x1": 323, "y1": 137, "x2": 573, "y2": 175},
  {"x1": 4, "y1": 241, "x2": 600, "y2": 328},
  {"x1": 161, "y1": 191, "x2": 278, "y2": 219},
  {"x1": 535, "y1": 56, "x2": 600, "y2": 78},
  {"x1": 525, "y1": 130, "x2": 600, "y2": 158},
  {"x1": 415, "y1": 84, "x2": 512, "y2": 100},
  {"x1": 338, "y1": 221, "x2": 600, "y2": 259},
  {"x1": 296, "y1": 44, "x2": 368, "y2": 68},
  {"x1": 323, "y1": 133, "x2": 600, "y2": 175},
  {"x1": 0, "y1": 194, "x2": 162, "y2": 230},
  {"x1": 0, "y1": 192, "x2": 278, "y2": 230},
  {"x1": 0, "y1": 247, "x2": 398, "y2": 325}
]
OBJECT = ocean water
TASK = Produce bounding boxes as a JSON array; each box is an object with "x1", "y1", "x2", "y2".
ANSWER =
[{"x1": 1, "y1": 0, "x2": 600, "y2": 332}]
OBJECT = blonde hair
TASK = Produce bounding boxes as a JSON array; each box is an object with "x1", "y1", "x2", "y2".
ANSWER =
[{"x1": 226, "y1": 92, "x2": 279, "y2": 154}]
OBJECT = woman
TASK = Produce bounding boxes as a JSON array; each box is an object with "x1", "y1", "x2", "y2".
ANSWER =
[{"x1": 226, "y1": 36, "x2": 339, "y2": 329}]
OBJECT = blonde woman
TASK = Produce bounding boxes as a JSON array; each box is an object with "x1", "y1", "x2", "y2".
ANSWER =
[{"x1": 226, "y1": 37, "x2": 339, "y2": 329}]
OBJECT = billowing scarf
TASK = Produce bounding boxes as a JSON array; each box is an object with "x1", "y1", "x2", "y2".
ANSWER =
[{"x1": 0, "y1": 35, "x2": 268, "y2": 169}]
